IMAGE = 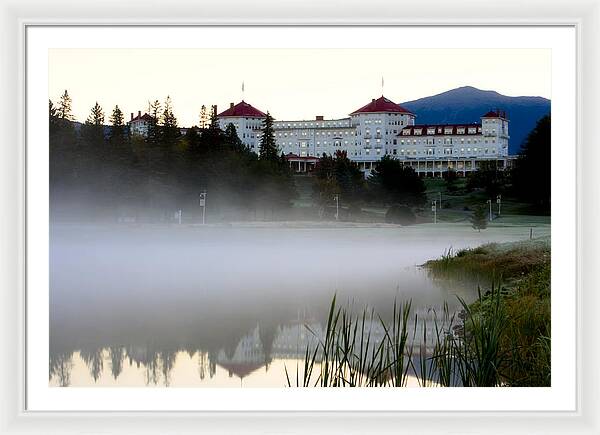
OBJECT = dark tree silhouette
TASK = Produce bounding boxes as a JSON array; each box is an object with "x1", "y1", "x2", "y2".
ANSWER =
[
  {"x1": 368, "y1": 156, "x2": 426, "y2": 206},
  {"x1": 258, "y1": 112, "x2": 279, "y2": 162},
  {"x1": 510, "y1": 115, "x2": 551, "y2": 212},
  {"x1": 471, "y1": 204, "x2": 488, "y2": 232}
]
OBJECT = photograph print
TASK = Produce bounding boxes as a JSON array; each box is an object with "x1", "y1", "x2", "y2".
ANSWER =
[{"x1": 48, "y1": 47, "x2": 551, "y2": 388}]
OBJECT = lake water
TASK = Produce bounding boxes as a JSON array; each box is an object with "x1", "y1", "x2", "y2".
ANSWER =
[{"x1": 49, "y1": 223, "x2": 544, "y2": 387}]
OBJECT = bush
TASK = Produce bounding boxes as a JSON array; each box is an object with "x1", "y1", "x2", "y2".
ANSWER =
[{"x1": 385, "y1": 204, "x2": 416, "y2": 225}]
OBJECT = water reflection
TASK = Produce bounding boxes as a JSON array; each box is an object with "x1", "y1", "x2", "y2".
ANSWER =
[{"x1": 50, "y1": 225, "x2": 524, "y2": 387}]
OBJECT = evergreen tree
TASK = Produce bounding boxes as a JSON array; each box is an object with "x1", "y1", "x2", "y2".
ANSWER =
[
  {"x1": 49, "y1": 99, "x2": 59, "y2": 135},
  {"x1": 470, "y1": 204, "x2": 488, "y2": 232},
  {"x1": 146, "y1": 99, "x2": 161, "y2": 145},
  {"x1": 258, "y1": 112, "x2": 278, "y2": 162},
  {"x1": 367, "y1": 155, "x2": 426, "y2": 206},
  {"x1": 199, "y1": 105, "x2": 208, "y2": 129},
  {"x1": 56, "y1": 90, "x2": 74, "y2": 121},
  {"x1": 209, "y1": 105, "x2": 219, "y2": 130},
  {"x1": 224, "y1": 123, "x2": 243, "y2": 150},
  {"x1": 81, "y1": 102, "x2": 105, "y2": 146},
  {"x1": 510, "y1": 115, "x2": 551, "y2": 212},
  {"x1": 161, "y1": 96, "x2": 179, "y2": 146},
  {"x1": 108, "y1": 105, "x2": 126, "y2": 145}
]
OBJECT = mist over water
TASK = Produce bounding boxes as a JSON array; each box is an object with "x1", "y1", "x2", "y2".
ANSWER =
[{"x1": 49, "y1": 223, "x2": 530, "y2": 387}]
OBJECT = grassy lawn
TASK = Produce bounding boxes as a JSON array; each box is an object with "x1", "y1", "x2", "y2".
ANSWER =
[{"x1": 291, "y1": 175, "x2": 550, "y2": 227}]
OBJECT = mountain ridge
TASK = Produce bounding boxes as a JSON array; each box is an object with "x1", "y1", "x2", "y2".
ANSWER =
[{"x1": 399, "y1": 86, "x2": 551, "y2": 154}]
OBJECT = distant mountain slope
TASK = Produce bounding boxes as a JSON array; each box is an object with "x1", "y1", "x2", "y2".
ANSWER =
[{"x1": 400, "y1": 86, "x2": 550, "y2": 154}]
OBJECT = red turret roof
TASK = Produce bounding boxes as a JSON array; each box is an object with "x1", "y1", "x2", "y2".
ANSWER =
[
  {"x1": 129, "y1": 113, "x2": 154, "y2": 123},
  {"x1": 217, "y1": 101, "x2": 266, "y2": 118},
  {"x1": 482, "y1": 110, "x2": 508, "y2": 119},
  {"x1": 350, "y1": 96, "x2": 414, "y2": 115}
]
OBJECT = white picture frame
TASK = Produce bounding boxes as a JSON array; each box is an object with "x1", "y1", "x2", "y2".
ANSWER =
[{"x1": 1, "y1": 0, "x2": 599, "y2": 433}]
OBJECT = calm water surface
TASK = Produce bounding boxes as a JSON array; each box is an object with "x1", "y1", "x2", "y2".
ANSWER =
[{"x1": 49, "y1": 224, "x2": 536, "y2": 387}]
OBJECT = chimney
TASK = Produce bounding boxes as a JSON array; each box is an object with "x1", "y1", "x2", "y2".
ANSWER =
[
  {"x1": 230, "y1": 102, "x2": 234, "y2": 109},
  {"x1": 372, "y1": 98, "x2": 375, "y2": 102},
  {"x1": 130, "y1": 113, "x2": 133, "y2": 121},
  {"x1": 316, "y1": 115, "x2": 324, "y2": 121},
  {"x1": 138, "y1": 110, "x2": 141, "y2": 117}
]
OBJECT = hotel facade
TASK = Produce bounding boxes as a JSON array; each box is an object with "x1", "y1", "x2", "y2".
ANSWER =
[{"x1": 217, "y1": 96, "x2": 512, "y2": 177}]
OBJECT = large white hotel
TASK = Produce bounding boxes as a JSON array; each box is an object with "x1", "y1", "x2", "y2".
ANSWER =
[{"x1": 216, "y1": 95, "x2": 511, "y2": 177}]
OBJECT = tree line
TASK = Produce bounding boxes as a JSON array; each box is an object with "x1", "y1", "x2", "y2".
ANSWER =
[{"x1": 49, "y1": 91, "x2": 295, "y2": 222}]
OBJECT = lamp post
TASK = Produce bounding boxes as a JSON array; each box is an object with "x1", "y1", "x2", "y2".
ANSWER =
[
  {"x1": 432, "y1": 200, "x2": 437, "y2": 224},
  {"x1": 496, "y1": 194, "x2": 502, "y2": 217},
  {"x1": 199, "y1": 191, "x2": 207, "y2": 225},
  {"x1": 487, "y1": 199, "x2": 492, "y2": 222}
]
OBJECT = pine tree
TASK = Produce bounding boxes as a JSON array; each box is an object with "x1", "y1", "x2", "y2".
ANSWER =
[
  {"x1": 86, "y1": 101, "x2": 104, "y2": 125},
  {"x1": 224, "y1": 123, "x2": 243, "y2": 149},
  {"x1": 470, "y1": 204, "x2": 488, "y2": 232},
  {"x1": 161, "y1": 96, "x2": 179, "y2": 146},
  {"x1": 258, "y1": 112, "x2": 278, "y2": 162},
  {"x1": 199, "y1": 105, "x2": 208, "y2": 129},
  {"x1": 510, "y1": 115, "x2": 551, "y2": 211},
  {"x1": 147, "y1": 99, "x2": 161, "y2": 144},
  {"x1": 108, "y1": 105, "x2": 126, "y2": 145},
  {"x1": 209, "y1": 105, "x2": 219, "y2": 130},
  {"x1": 81, "y1": 102, "x2": 105, "y2": 146},
  {"x1": 57, "y1": 90, "x2": 74, "y2": 121},
  {"x1": 49, "y1": 99, "x2": 59, "y2": 134}
]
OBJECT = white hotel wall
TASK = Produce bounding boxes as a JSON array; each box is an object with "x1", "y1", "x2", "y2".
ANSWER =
[{"x1": 217, "y1": 111, "x2": 510, "y2": 175}]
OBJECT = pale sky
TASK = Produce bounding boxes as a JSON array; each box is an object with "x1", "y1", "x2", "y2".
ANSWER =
[{"x1": 49, "y1": 48, "x2": 551, "y2": 127}]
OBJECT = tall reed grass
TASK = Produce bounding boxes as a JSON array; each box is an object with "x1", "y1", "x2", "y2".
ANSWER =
[{"x1": 285, "y1": 286, "x2": 510, "y2": 388}]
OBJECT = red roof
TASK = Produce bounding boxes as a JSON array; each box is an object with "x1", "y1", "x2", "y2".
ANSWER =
[
  {"x1": 129, "y1": 113, "x2": 154, "y2": 123},
  {"x1": 217, "y1": 101, "x2": 266, "y2": 118},
  {"x1": 482, "y1": 110, "x2": 508, "y2": 119},
  {"x1": 350, "y1": 96, "x2": 414, "y2": 115},
  {"x1": 399, "y1": 123, "x2": 482, "y2": 136}
]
